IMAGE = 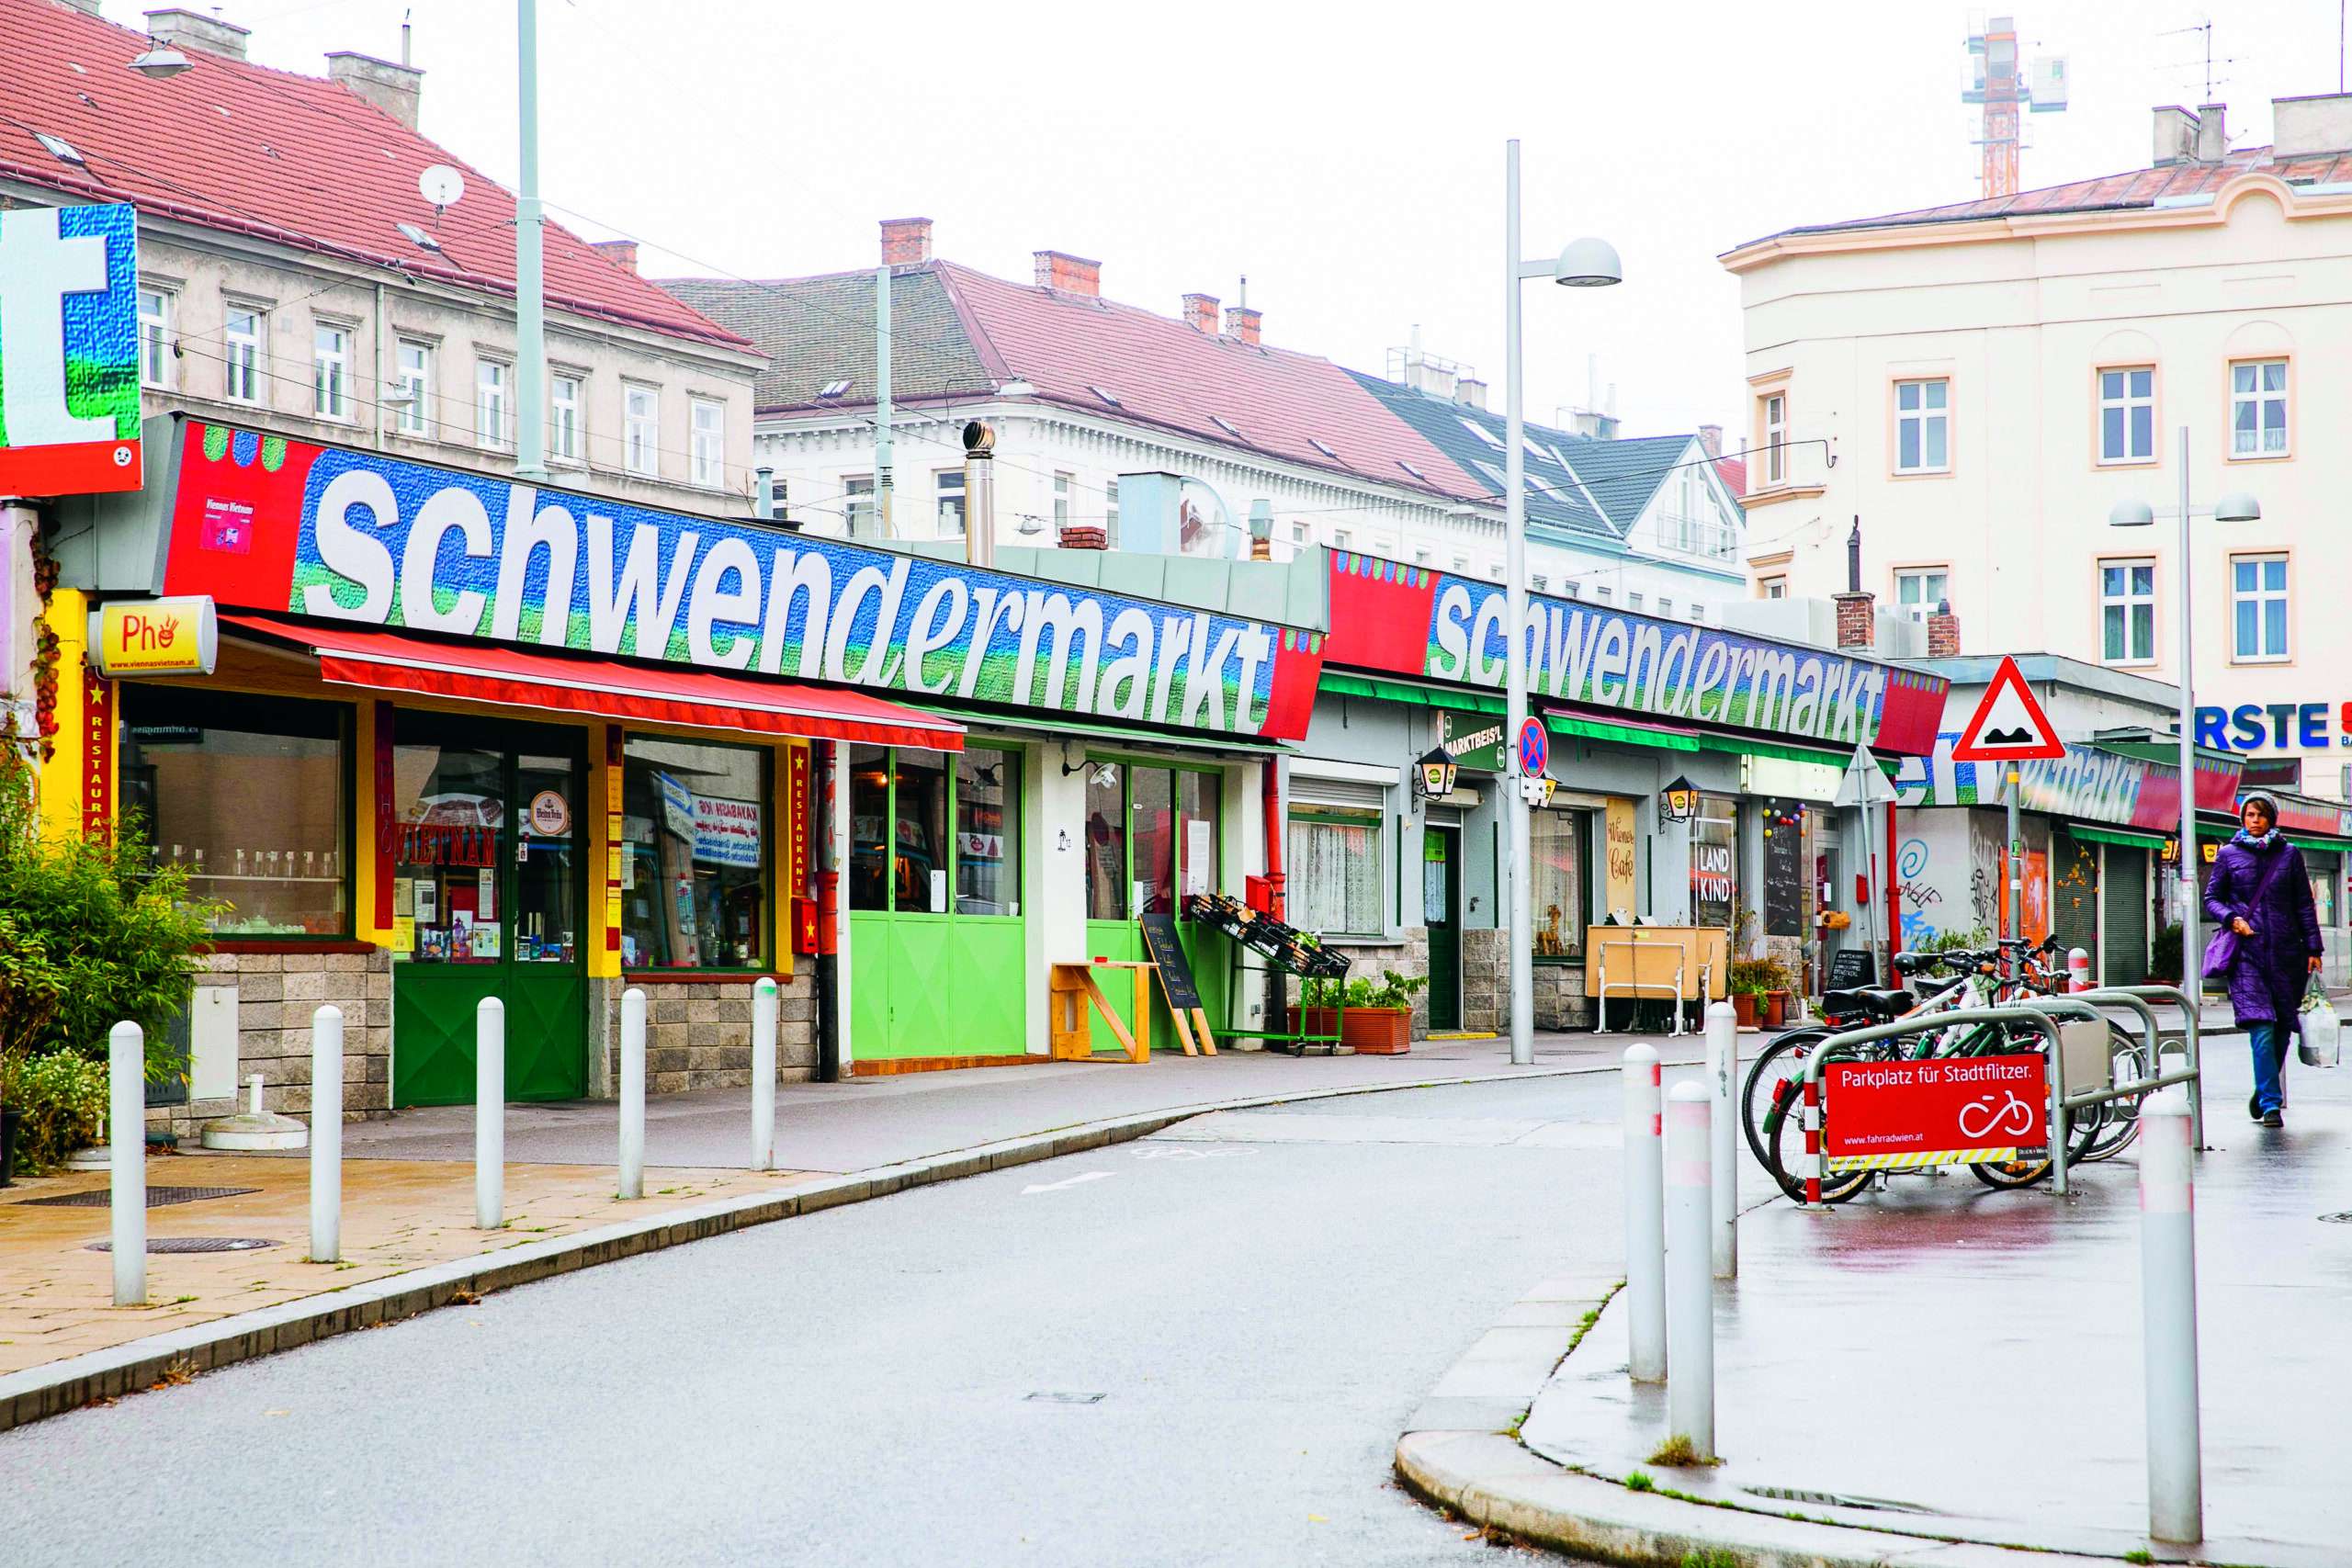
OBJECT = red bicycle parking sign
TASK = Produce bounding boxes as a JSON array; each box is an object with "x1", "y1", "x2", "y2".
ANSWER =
[{"x1": 1825, "y1": 1055, "x2": 2048, "y2": 1171}]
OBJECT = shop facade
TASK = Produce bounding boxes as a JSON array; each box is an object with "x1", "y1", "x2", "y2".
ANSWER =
[{"x1": 45, "y1": 416, "x2": 1324, "y2": 1127}]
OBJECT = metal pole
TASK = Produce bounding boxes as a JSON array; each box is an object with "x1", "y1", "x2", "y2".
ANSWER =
[
  {"x1": 751, "y1": 976, "x2": 778, "y2": 1171},
  {"x1": 2007, "y1": 763, "x2": 2022, "y2": 945},
  {"x1": 2141, "y1": 1089, "x2": 2203, "y2": 1543},
  {"x1": 618, "y1": 987, "x2": 645, "y2": 1199},
  {"x1": 875, "y1": 264, "x2": 894, "y2": 537},
  {"x1": 2176, "y1": 426, "x2": 2198, "y2": 1031},
  {"x1": 476, "y1": 997, "x2": 503, "y2": 1228},
  {"x1": 1704, "y1": 999, "x2": 1737, "y2": 1278},
  {"x1": 965, "y1": 423, "x2": 996, "y2": 568},
  {"x1": 1622, "y1": 1043, "x2": 1666, "y2": 1382},
  {"x1": 1503, "y1": 138, "x2": 1533, "y2": 1067},
  {"x1": 1666, "y1": 1080, "x2": 1715, "y2": 1459},
  {"x1": 108, "y1": 1021, "x2": 144, "y2": 1307},
  {"x1": 513, "y1": 0, "x2": 547, "y2": 482},
  {"x1": 310, "y1": 1004, "x2": 343, "y2": 1263}
]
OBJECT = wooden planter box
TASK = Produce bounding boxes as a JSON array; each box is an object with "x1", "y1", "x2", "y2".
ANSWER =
[{"x1": 1291, "y1": 1007, "x2": 1413, "y2": 1055}]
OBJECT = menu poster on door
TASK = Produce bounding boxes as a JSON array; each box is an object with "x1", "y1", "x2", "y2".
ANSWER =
[
  {"x1": 477, "y1": 866, "x2": 496, "y2": 921},
  {"x1": 1183, "y1": 820, "x2": 1212, "y2": 897}
]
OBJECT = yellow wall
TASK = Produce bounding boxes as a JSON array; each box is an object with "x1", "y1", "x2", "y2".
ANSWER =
[{"x1": 36, "y1": 589, "x2": 87, "y2": 841}]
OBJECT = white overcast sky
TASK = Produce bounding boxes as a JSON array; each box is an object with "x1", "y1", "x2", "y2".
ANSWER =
[{"x1": 101, "y1": 0, "x2": 2350, "y2": 438}]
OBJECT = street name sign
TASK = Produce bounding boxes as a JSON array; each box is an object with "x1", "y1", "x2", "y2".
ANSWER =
[{"x1": 1825, "y1": 1054, "x2": 2048, "y2": 1170}]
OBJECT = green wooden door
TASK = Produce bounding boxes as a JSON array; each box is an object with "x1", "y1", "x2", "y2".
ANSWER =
[
  {"x1": 1425, "y1": 827, "x2": 1461, "y2": 1031},
  {"x1": 390, "y1": 719, "x2": 587, "y2": 1106}
]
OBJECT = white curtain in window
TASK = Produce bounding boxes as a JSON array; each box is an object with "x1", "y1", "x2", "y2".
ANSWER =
[{"x1": 1288, "y1": 815, "x2": 1381, "y2": 936}]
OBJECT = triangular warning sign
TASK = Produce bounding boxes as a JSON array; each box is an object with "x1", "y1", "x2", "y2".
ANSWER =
[{"x1": 1951, "y1": 655, "x2": 2066, "y2": 761}]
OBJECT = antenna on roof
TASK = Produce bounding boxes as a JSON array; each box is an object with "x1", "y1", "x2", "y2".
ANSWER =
[{"x1": 401, "y1": 7, "x2": 413, "y2": 68}]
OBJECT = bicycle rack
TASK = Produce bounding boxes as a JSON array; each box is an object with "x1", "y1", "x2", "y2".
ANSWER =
[
  {"x1": 2079, "y1": 986, "x2": 2205, "y2": 1151},
  {"x1": 1805, "y1": 1008, "x2": 2064, "y2": 1201}
]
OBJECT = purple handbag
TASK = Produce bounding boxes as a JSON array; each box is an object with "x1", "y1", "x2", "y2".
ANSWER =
[{"x1": 2201, "y1": 925, "x2": 2239, "y2": 979}]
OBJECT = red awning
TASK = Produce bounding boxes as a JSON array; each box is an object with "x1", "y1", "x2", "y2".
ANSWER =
[{"x1": 223, "y1": 614, "x2": 964, "y2": 751}]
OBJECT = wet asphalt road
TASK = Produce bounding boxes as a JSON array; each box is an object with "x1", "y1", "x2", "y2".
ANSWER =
[{"x1": 0, "y1": 1066, "x2": 1720, "y2": 1568}]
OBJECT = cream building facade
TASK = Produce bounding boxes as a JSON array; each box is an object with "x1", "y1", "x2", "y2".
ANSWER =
[{"x1": 1722, "y1": 94, "x2": 2352, "y2": 799}]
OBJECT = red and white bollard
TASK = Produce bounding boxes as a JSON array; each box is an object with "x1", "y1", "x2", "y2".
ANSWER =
[
  {"x1": 1801, "y1": 1074, "x2": 1824, "y2": 1206},
  {"x1": 2069, "y1": 947, "x2": 2093, "y2": 993},
  {"x1": 2141, "y1": 1089, "x2": 2202, "y2": 1543},
  {"x1": 1622, "y1": 1043, "x2": 1666, "y2": 1382}
]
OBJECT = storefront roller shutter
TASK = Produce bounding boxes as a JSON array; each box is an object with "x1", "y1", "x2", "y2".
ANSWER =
[
  {"x1": 2102, "y1": 846, "x2": 2148, "y2": 986},
  {"x1": 1289, "y1": 776, "x2": 1389, "y2": 813}
]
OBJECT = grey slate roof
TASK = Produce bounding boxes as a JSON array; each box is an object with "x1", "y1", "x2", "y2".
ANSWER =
[{"x1": 660, "y1": 269, "x2": 998, "y2": 412}]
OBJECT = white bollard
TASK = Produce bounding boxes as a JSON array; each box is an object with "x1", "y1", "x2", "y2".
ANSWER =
[
  {"x1": 1666, "y1": 1078, "x2": 1716, "y2": 1460},
  {"x1": 310, "y1": 1005, "x2": 343, "y2": 1263},
  {"x1": 1704, "y1": 999, "x2": 1738, "y2": 1279},
  {"x1": 751, "y1": 976, "x2": 778, "y2": 1172},
  {"x1": 2141, "y1": 1089, "x2": 2202, "y2": 1544},
  {"x1": 1622, "y1": 1043, "x2": 1666, "y2": 1382},
  {"x1": 618, "y1": 987, "x2": 646, "y2": 1201},
  {"x1": 476, "y1": 997, "x2": 504, "y2": 1229},
  {"x1": 108, "y1": 1021, "x2": 145, "y2": 1307}
]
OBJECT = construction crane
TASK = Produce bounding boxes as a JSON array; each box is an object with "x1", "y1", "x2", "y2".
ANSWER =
[{"x1": 1964, "y1": 14, "x2": 2069, "y2": 197}]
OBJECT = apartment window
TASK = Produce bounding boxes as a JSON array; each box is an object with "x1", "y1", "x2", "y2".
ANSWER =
[
  {"x1": 1894, "y1": 378, "x2": 1949, "y2": 472},
  {"x1": 1894, "y1": 570, "x2": 1948, "y2": 623},
  {"x1": 934, "y1": 469, "x2": 967, "y2": 537},
  {"x1": 548, "y1": 373, "x2": 582, "y2": 461},
  {"x1": 222, "y1": 307, "x2": 262, "y2": 404},
  {"x1": 1332, "y1": 529, "x2": 1351, "y2": 550},
  {"x1": 312, "y1": 324, "x2": 349, "y2": 421},
  {"x1": 1761, "y1": 392, "x2": 1786, "y2": 483},
  {"x1": 1595, "y1": 585, "x2": 1611, "y2": 602},
  {"x1": 1053, "y1": 472, "x2": 1072, "y2": 530},
  {"x1": 1628, "y1": 592, "x2": 1644, "y2": 611},
  {"x1": 2232, "y1": 360, "x2": 2288, "y2": 457},
  {"x1": 476, "y1": 359, "x2": 511, "y2": 450},
  {"x1": 1657, "y1": 598, "x2": 1673, "y2": 617},
  {"x1": 2100, "y1": 559, "x2": 2155, "y2": 665},
  {"x1": 1292, "y1": 524, "x2": 1308, "y2": 546},
  {"x1": 1531, "y1": 575, "x2": 1547, "y2": 592},
  {"x1": 394, "y1": 341, "x2": 433, "y2": 435},
  {"x1": 1414, "y1": 548, "x2": 1432, "y2": 567},
  {"x1": 1563, "y1": 581, "x2": 1579, "y2": 600},
  {"x1": 2099, "y1": 367, "x2": 2155, "y2": 463},
  {"x1": 1452, "y1": 554, "x2": 1468, "y2": 572},
  {"x1": 624, "y1": 385, "x2": 659, "y2": 476},
  {"x1": 1689, "y1": 604, "x2": 1705, "y2": 623},
  {"x1": 690, "y1": 399, "x2": 725, "y2": 488},
  {"x1": 2231, "y1": 554, "x2": 2289, "y2": 661},
  {"x1": 1760, "y1": 577, "x2": 1787, "y2": 599},
  {"x1": 1104, "y1": 481, "x2": 1120, "y2": 547},
  {"x1": 136, "y1": 288, "x2": 173, "y2": 389},
  {"x1": 844, "y1": 475, "x2": 875, "y2": 537},
  {"x1": 1488, "y1": 562, "x2": 1506, "y2": 581}
]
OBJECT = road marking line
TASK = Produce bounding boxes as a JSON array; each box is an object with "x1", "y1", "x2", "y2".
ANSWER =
[{"x1": 1021, "y1": 1171, "x2": 1116, "y2": 1194}]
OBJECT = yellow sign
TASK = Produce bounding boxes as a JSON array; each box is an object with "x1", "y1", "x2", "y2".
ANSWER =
[{"x1": 88, "y1": 596, "x2": 217, "y2": 676}]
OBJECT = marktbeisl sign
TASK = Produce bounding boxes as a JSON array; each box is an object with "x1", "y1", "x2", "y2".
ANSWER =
[
  {"x1": 0, "y1": 204, "x2": 143, "y2": 496},
  {"x1": 152, "y1": 421, "x2": 1325, "y2": 739},
  {"x1": 1322, "y1": 552, "x2": 1946, "y2": 752}
]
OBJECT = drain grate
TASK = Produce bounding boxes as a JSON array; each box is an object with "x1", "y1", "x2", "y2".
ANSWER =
[
  {"x1": 1743, "y1": 1484, "x2": 1936, "y2": 1515},
  {"x1": 86, "y1": 1237, "x2": 281, "y2": 1254},
  {"x1": 17, "y1": 1186, "x2": 259, "y2": 1209},
  {"x1": 1024, "y1": 1392, "x2": 1106, "y2": 1404}
]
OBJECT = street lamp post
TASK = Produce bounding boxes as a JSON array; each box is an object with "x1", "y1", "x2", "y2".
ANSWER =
[
  {"x1": 2109, "y1": 427, "x2": 2260, "y2": 1021},
  {"x1": 1503, "y1": 139, "x2": 1620, "y2": 1066}
]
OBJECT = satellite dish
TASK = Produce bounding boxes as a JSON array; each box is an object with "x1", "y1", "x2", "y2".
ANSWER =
[{"x1": 417, "y1": 164, "x2": 466, "y2": 209}]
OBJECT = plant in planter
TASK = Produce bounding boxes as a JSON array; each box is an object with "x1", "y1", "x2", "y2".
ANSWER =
[
  {"x1": 1725, "y1": 957, "x2": 1780, "y2": 1030},
  {"x1": 1295, "y1": 969, "x2": 1430, "y2": 1055}
]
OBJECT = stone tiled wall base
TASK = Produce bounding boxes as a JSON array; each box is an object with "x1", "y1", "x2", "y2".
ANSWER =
[
  {"x1": 1452, "y1": 929, "x2": 1593, "y2": 1034},
  {"x1": 599, "y1": 976, "x2": 816, "y2": 1098},
  {"x1": 150, "y1": 949, "x2": 395, "y2": 1140}
]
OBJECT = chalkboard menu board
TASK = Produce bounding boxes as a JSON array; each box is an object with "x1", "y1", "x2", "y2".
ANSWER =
[
  {"x1": 1138, "y1": 913, "x2": 1203, "y2": 1010},
  {"x1": 1761, "y1": 807, "x2": 1804, "y2": 938},
  {"x1": 1827, "y1": 947, "x2": 1877, "y2": 989}
]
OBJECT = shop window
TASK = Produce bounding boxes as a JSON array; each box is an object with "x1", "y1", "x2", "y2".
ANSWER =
[
  {"x1": 392, "y1": 741, "x2": 503, "y2": 964},
  {"x1": 514, "y1": 752, "x2": 582, "y2": 966},
  {"x1": 1288, "y1": 807, "x2": 1382, "y2": 937},
  {"x1": 1531, "y1": 808, "x2": 1588, "y2": 957},
  {"x1": 620, "y1": 737, "x2": 770, "y2": 968},
  {"x1": 1134, "y1": 765, "x2": 1175, "y2": 914},
  {"x1": 847, "y1": 743, "x2": 891, "y2": 912},
  {"x1": 850, "y1": 744, "x2": 1025, "y2": 919},
  {"x1": 118, "y1": 686, "x2": 349, "y2": 938},
  {"x1": 956, "y1": 749, "x2": 1021, "y2": 915},
  {"x1": 1690, "y1": 794, "x2": 1738, "y2": 930},
  {"x1": 893, "y1": 749, "x2": 952, "y2": 913},
  {"x1": 1085, "y1": 761, "x2": 1218, "y2": 924},
  {"x1": 1085, "y1": 760, "x2": 1126, "y2": 919}
]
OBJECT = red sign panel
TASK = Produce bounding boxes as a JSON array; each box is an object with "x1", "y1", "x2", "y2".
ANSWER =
[
  {"x1": 82, "y1": 673, "x2": 112, "y2": 837},
  {"x1": 786, "y1": 743, "x2": 812, "y2": 895},
  {"x1": 1825, "y1": 1054, "x2": 2047, "y2": 1167}
]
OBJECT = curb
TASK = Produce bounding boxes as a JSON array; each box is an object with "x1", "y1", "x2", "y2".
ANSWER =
[{"x1": 1, "y1": 1055, "x2": 1645, "y2": 1436}]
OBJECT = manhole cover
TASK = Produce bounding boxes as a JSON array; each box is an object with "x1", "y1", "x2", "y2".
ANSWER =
[
  {"x1": 1023, "y1": 1392, "x2": 1106, "y2": 1404},
  {"x1": 2323, "y1": 1212, "x2": 2352, "y2": 1224},
  {"x1": 1743, "y1": 1484, "x2": 1936, "y2": 1515},
  {"x1": 17, "y1": 1186, "x2": 260, "y2": 1209},
  {"x1": 85, "y1": 1237, "x2": 282, "y2": 1254}
]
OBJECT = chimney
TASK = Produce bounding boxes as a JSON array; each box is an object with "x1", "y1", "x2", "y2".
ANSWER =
[
  {"x1": 1033, "y1": 250, "x2": 1101, "y2": 297},
  {"x1": 2273, "y1": 92, "x2": 2352, "y2": 157},
  {"x1": 1058, "y1": 525, "x2": 1107, "y2": 551},
  {"x1": 1834, "y1": 518, "x2": 1874, "y2": 649},
  {"x1": 2153, "y1": 105, "x2": 2200, "y2": 166},
  {"x1": 880, "y1": 217, "x2": 933, "y2": 266},
  {"x1": 143, "y1": 7, "x2": 250, "y2": 59},
  {"x1": 1927, "y1": 599, "x2": 1962, "y2": 659},
  {"x1": 1697, "y1": 424, "x2": 1723, "y2": 458},
  {"x1": 325, "y1": 51, "x2": 423, "y2": 130},
  {"x1": 2194, "y1": 102, "x2": 2228, "y2": 162},
  {"x1": 591, "y1": 240, "x2": 639, "y2": 275},
  {"x1": 1182, "y1": 293, "x2": 1219, "y2": 333},
  {"x1": 1453, "y1": 378, "x2": 1487, "y2": 412},
  {"x1": 1224, "y1": 305, "x2": 1261, "y2": 346}
]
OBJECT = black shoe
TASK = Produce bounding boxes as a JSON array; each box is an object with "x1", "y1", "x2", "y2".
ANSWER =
[
  {"x1": 2262, "y1": 1109, "x2": 2284, "y2": 1128},
  {"x1": 2250, "y1": 1092, "x2": 2264, "y2": 1122}
]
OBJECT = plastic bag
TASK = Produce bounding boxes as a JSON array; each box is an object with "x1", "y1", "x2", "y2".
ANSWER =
[{"x1": 2299, "y1": 976, "x2": 2341, "y2": 1068}]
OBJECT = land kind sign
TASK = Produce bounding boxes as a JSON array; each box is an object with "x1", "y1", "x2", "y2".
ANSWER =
[
  {"x1": 157, "y1": 423, "x2": 1322, "y2": 739},
  {"x1": 1323, "y1": 553, "x2": 1945, "y2": 752}
]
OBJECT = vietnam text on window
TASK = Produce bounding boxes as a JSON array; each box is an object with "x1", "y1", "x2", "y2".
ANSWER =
[{"x1": 622, "y1": 738, "x2": 770, "y2": 969}]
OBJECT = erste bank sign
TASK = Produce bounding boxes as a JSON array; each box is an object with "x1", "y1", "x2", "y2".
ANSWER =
[
  {"x1": 156, "y1": 422, "x2": 1323, "y2": 739},
  {"x1": 1324, "y1": 553, "x2": 1946, "y2": 753},
  {"x1": 0, "y1": 204, "x2": 143, "y2": 497}
]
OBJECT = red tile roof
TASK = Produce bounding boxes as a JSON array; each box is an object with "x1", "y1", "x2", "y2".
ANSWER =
[
  {"x1": 930, "y1": 262, "x2": 1491, "y2": 502},
  {"x1": 1712, "y1": 457, "x2": 1747, "y2": 499},
  {"x1": 0, "y1": 0, "x2": 746, "y2": 350}
]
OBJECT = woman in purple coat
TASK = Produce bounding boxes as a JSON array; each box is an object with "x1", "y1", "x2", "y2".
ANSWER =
[{"x1": 2203, "y1": 792, "x2": 2324, "y2": 1126}]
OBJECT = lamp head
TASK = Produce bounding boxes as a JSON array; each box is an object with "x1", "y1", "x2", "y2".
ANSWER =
[
  {"x1": 128, "y1": 45, "x2": 193, "y2": 79},
  {"x1": 2108, "y1": 497, "x2": 2155, "y2": 528},
  {"x1": 2213, "y1": 491, "x2": 2261, "y2": 523},
  {"x1": 1248, "y1": 499, "x2": 1274, "y2": 543},
  {"x1": 1553, "y1": 237, "x2": 1622, "y2": 288}
]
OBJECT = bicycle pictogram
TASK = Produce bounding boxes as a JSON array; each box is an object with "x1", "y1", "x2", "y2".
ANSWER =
[{"x1": 1959, "y1": 1089, "x2": 2037, "y2": 1141}]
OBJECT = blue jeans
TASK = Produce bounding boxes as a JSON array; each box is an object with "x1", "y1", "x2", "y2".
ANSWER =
[{"x1": 2249, "y1": 1021, "x2": 2291, "y2": 1113}]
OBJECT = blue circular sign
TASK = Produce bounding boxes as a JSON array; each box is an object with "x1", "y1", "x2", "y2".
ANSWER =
[{"x1": 1517, "y1": 717, "x2": 1548, "y2": 779}]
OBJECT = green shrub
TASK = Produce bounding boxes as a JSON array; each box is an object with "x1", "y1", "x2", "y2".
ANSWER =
[
  {"x1": 2150, "y1": 923, "x2": 2183, "y2": 985},
  {"x1": 1300, "y1": 968, "x2": 1430, "y2": 1012},
  {"x1": 8, "y1": 1051, "x2": 109, "y2": 1174}
]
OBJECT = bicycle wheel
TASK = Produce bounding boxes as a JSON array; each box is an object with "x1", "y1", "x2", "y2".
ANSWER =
[
  {"x1": 2077, "y1": 1026, "x2": 2145, "y2": 1162},
  {"x1": 1740, "y1": 1030, "x2": 1826, "y2": 1175},
  {"x1": 1764, "y1": 1049, "x2": 1875, "y2": 1204}
]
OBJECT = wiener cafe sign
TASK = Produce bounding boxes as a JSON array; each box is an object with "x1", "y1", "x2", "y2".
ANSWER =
[
  {"x1": 1324, "y1": 552, "x2": 1947, "y2": 752},
  {"x1": 1824, "y1": 1055, "x2": 2048, "y2": 1170},
  {"x1": 154, "y1": 422, "x2": 1324, "y2": 739}
]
